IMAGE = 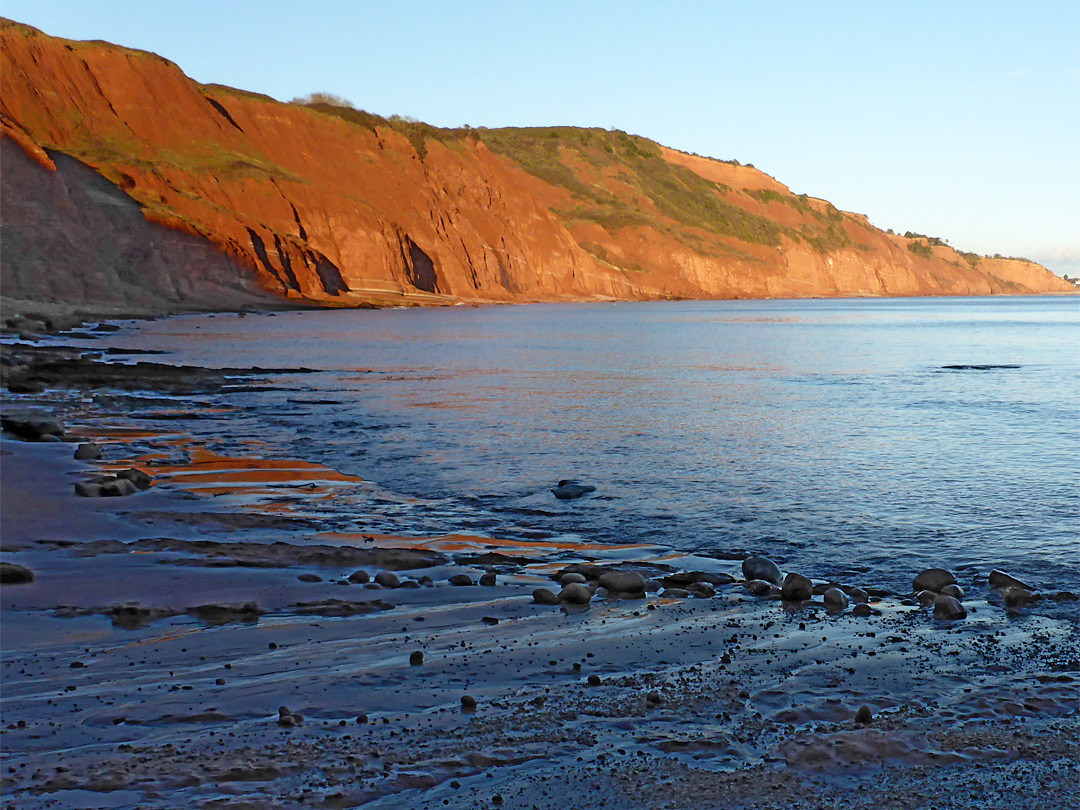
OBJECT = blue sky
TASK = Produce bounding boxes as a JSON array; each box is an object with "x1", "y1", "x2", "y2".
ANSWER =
[{"x1": 5, "y1": 1, "x2": 1078, "y2": 274}]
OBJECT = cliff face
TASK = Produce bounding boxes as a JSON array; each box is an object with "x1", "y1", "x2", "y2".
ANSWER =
[{"x1": 1, "y1": 19, "x2": 1072, "y2": 308}]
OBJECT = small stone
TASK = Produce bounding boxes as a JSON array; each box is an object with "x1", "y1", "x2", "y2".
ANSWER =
[
  {"x1": 854, "y1": 705, "x2": 873, "y2": 724},
  {"x1": 587, "y1": 674, "x2": 601, "y2": 686},
  {"x1": 448, "y1": 574, "x2": 474, "y2": 587},
  {"x1": 646, "y1": 691, "x2": 662, "y2": 705},
  {"x1": 852, "y1": 603, "x2": 873, "y2": 617},
  {"x1": 662, "y1": 588, "x2": 690, "y2": 599},
  {"x1": 481, "y1": 616, "x2": 499, "y2": 626},
  {"x1": 532, "y1": 588, "x2": 560, "y2": 605},
  {"x1": 559, "y1": 573, "x2": 587, "y2": 585},
  {"x1": 215, "y1": 678, "x2": 226, "y2": 685},
  {"x1": 989, "y1": 570, "x2": 1033, "y2": 591},
  {"x1": 940, "y1": 584, "x2": 964, "y2": 599},
  {"x1": 781, "y1": 573, "x2": 813, "y2": 601},
  {"x1": 689, "y1": 582, "x2": 715, "y2": 598},
  {"x1": 933, "y1": 594, "x2": 967, "y2": 620},
  {"x1": 297, "y1": 573, "x2": 322, "y2": 583},
  {"x1": 461, "y1": 695, "x2": 477, "y2": 710},
  {"x1": 741, "y1": 556, "x2": 782, "y2": 585},
  {"x1": 479, "y1": 572, "x2": 497, "y2": 587},
  {"x1": 374, "y1": 571, "x2": 400, "y2": 588},
  {"x1": 348, "y1": 571, "x2": 370, "y2": 584},
  {"x1": 823, "y1": 587, "x2": 849, "y2": 610},
  {"x1": 418, "y1": 576, "x2": 434, "y2": 587},
  {"x1": 355, "y1": 714, "x2": 368, "y2": 724},
  {"x1": 74, "y1": 443, "x2": 102, "y2": 461},
  {"x1": 912, "y1": 568, "x2": 956, "y2": 593},
  {"x1": 1052, "y1": 591, "x2": 1078, "y2": 602},
  {"x1": 558, "y1": 583, "x2": 592, "y2": 605},
  {"x1": 291, "y1": 714, "x2": 304, "y2": 724},
  {"x1": 100, "y1": 478, "x2": 138, "y2": 497},
  {"x1": 278, "y1": 706, "x2": 292, "y2": 718},
  {"x1": 0, "y1": 562, "x2": 34, "y2": 585},
  {"x1": 70, "y1": 661, "x2": 85, "y2": 668},
  {"x1": 74, "y1": 482, "x2": 103, "y2": 498},
  {"x1": 409, "y1": 650, "x2": 424, "y2": 666},
  {"x1": 278, "y1": 715, "x2": 296, "y2": 728}
]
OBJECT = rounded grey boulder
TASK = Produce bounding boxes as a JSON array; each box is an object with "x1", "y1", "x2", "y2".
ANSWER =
[
  {"x1": 912, "y1": 568, "x2": 956, "y2": 593},
  {"x1": 558, "y1": 583, "x2": 593, "y2": 605},
  {"x1": 742, "y1": 556, "x2": 782, "y2": 585},
  {"x1": 1003, "y1": 586, "x2": 1038, "y2": 609},
  {"x1": 781, "y1": 573, "x2": 813, "y2": 601},
  {"x1": 552, "y1": 480, "x2": 596, "y2": 500},
  {"x1": 597, "y1": 571, "x2": 646, "y2": 595},
  {"x1": 933, "y1": 594, "x2": 967, "y2": 620},
  {"x1": 74, "y1": 443, "x2": 102, "y2": 460},
  {"x1": 823, "y1": 587, "x2": 849, "y2": 609},
  {"x1": 989, "y1": 569, "x2": 1032, "y2": 591},
  {"x1": 374, "y1": 571, "x2": 400, "y2": 588},
  {"x1": 532, "y1": 588, "x2": 560, "y2": 605},
  {"x1": 448, "y1": 574, "x2": 474, "y2": 587},
  {"x1": 940, "y1": 584, "x2": 964, "y2": 599}
]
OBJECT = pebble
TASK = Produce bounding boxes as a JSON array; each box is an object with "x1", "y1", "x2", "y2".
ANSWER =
[
  {"x1": 855, "y1": 705, "x2": 873, "y2": 724},
  {"x1": 587, "y1": 674, "x2": 601, "y2": 686},
  {"x1": 479, "y1": 572, "x2": 497, "y2": 586},
  {"x1": 1052, "y1": 591, "x2": 1078, "y2": 602},
  {"x1": 932, "y1": 594, "x2": 967, "y2": 621},
  {"x1": 374, "y1": 571, "x2": 400, "y2": 589},
  {"x1": 939, "y1": 584, "x2": 964, "y2": 599},
  {"x1": 912, "y1": 568, "x2": 956, "y2": 593},
  {"x1": 1003, "y1": 586, "x2": 1038, "y2": 609},
  {"x1": 297, "y1": 573, "x2": 322, "y2": 583},
  {"x1": 355, "y1": 714, "x2": 367, "y2": 724},
  {"x1": 559, "y1": 573, "x2": 587, "y2": 585},
  {"x1": 852, "y1": 603, "x2": 873, "y2": 617},
  {"x1": 844, "y1": 587, "x2": 869, "y2": 604},
  {"x1": 780, "y1": 573, "x2": 813, "y2": 601},
  {"x1": 532, "y1": 588, "x2": 560, "y2": 605},
  {"x1": 741, "y1": 555, "x2": 782, "y2": 585},
  {"x1": 409, "y1": 651, "x2": 424, "y2": 666},
  {"x1": 461, "y1": 695, "x2": 477, "y2": 710},
  {"x1": 916, "y1": 590, "x2": 938, "y2": 607},
  {"x1": 348, "y1": 571, "x2": 370, "y2": 584},
  {"x1": 689, "y1": 582, "x2": 715, "y2": 598},
  {"x1": 662, "y1": 588, "x2": 690, "y2": 599},
  {"x1": 448, "y1": 574, "x2": 474, "y2": 586},
  {"x1": 744, "y1": 580, "x2": 775, "y2": 597},
  {"x1": 551, "y1": 480, "x2": 596, "y2": 500},
  {"x1": 646, "y1": 691, "x2": 662, "y2": 705}
]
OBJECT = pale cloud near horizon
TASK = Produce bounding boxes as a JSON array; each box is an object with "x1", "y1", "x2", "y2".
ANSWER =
[{"x1": 1024, "y1": 245, "x2": 1080, "y2": 277}]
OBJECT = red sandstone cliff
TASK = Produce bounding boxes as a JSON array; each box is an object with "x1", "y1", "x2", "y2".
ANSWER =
[{"x1": 1, "y1": 19, "x2": 1072, "y2": 309}]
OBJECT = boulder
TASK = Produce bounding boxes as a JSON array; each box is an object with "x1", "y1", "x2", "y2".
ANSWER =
[
  {"x1": 662, "y1": 588, "x2": 690, "y2": 599},
  {"x1": 781, "y1": 573, "x2": 813, "y2": 602},
  {"x1": 552, "y1": 480, "x2": 596, "y2": 500},
  {"x1": 558, "y1": 583, "x2": 593, "y2": 605},
  {"x1": 844, "y1": 587, "x2": 869, "y2": 604},
  {"x1": 916, "y1": 590, "x2": 938, "y2": 607},
  {"x1": 100, "y1": 478, "x2": 138, "y2": 497},
  {"x1": 689, "y1": 582, "x2": 715, "y2": 598},
  {"x1": 823, "y1": 588, "x2": 849, "y2": 610},
  {"x1": 374, "y1": 571, "x2": 400, "y2": 588},
  {"x1": 479, "y1": 572, "x2": 497, "y2": 586},
  {"x1": 74, "y1": 482, "x2": 103, "y2": 498},
  {"x1": 448, "y1": 574, "x2": 474, "y2": 586},
  {"x1": 532, "y1": 588, "x2": 560, "y2": 606},
  {"x1": 348, "y1": 570, "x2": 370, "y2": 584},
  {"x1": 559, "y1": 572, "x2": 588, "y2": 585},
  {"x1": 742, "y1": 556, "x2": 782, "y2": 585},
  {"x1": 664, "y1": 571, "x2": 735, "y2": 587},
  {"x1": 1, "y1": 415, "x2": 64, "y2": 441},
  {"x1": 0, "y1": 562, "x2": 34, "y2": 584},
  {"x1": 852, "y1": 603, "x2": 873, "y2": 617},
  {"x1": 1003, "y1": 586, "x2": 1038, "y2": 609},
  {"x1": 745, "y1": 579, "x2": 775, "y2": 597},
  {"x1": 912, "y1": 568, "x2": 956, "y2": 593},
  {"x1": 940, "y1": 584, "x2": 964, "y2": 599},
  {"x1": 933, "y1": 594, "x2": 967, "y2": 621},
  {"x1": 598, "y1": 571, "x2": 647, "y2": 595},
  {"x1": 74, "y1": 443, "x2": 102, "y2": 460},
  {"x1": 116, "y1": 468, "x2": 152, "y2": 490},
  {"x1": 989, "y1": 570, "x2": 1033, "y2": 591}
]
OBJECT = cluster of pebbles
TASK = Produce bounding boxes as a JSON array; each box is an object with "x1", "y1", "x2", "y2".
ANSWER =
[{"x1": 529, "y1": 554, "x2": 1076, "y2": 620}]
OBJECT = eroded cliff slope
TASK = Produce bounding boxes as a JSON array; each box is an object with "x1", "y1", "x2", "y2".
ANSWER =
[{"x1": 1, "y1": 19, "x2": 1072, "y2": 308}]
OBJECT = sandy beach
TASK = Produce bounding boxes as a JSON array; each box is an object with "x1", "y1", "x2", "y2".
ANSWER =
[{"x1": 1, "y1": 332, "x2": 1078, "y2": 810}]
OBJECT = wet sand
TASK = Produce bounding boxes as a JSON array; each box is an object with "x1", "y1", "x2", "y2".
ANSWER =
[{"x1": 1, "y1": 338, "x2": 1077, "y2": 809}]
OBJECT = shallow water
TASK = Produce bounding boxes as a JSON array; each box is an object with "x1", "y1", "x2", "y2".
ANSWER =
[{"x1": 92, "y1": 296, "x2": 1080, "y2": 592}]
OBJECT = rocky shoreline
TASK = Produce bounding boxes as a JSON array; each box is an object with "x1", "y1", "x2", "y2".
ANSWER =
[{"x1": 1, "y1": 332, "x2": 1078, "y2": 809}]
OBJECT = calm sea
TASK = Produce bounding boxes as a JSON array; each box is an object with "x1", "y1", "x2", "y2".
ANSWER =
[{"x1": 100, "y1": 296, "x2": 1080, "y2": 592}]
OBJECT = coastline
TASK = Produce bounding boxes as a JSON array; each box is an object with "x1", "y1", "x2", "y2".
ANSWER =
[{"x1": 1, "y1": 330, "x2": 1077, "y2": 809}]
